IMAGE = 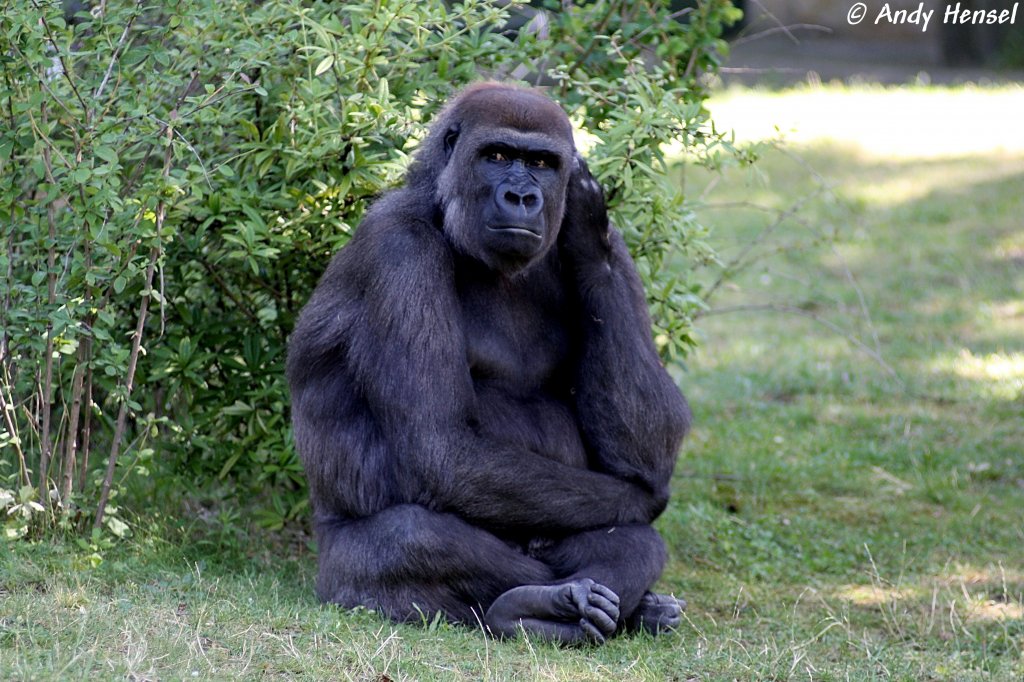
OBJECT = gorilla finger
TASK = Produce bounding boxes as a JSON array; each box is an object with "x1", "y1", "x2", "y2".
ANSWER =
[
  {"x1": 568, "y1": 579, "x2": 596, "y2": 612},
  {"x1": 580, "y1": 617, "x2": 608, "y2": 645},
  {"x1": 573, "y1": 152, "x2": 590, "y2": 174},
  {"x1": 584, "y1": 605, "x2": 618, "y2": 637},
  {"x1": 587, "y1": 592, "x2": 620, "y2": 623},
  {"x1": 591, "y1": 583, "x2": 620, "y2": 606}
]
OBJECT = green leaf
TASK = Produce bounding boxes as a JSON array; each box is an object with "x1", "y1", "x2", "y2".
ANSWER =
[
  {"x1": 105, "y1": 516, "x2": 130, "y2": 538},
  {"x1": 314, "y1": 55, "x2": 334, "y2": 76},
  {"x1": 94, "y1": 146, "x2": 118, "y2": 164}
]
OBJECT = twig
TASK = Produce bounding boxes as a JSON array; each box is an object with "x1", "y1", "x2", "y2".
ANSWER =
[
  {"x1": 698, "y1": 303, "x2": 902, "y2": 383},
  {"x1": 94, "y1": 0, "x2": 145, "y2": 103},
  {"x1": 676, "y1": 471, "x2": 741, "y2": 481},
  {"x1": 1, "y1": 211, "x2": 15, "y2": 389},
  {"x1": 77, "y1": 356, "x2": 93, "y2": 496},
  {"x1": 195, "y1": 257, "x2": 261, "y2": 325},
  {"x1": 123, "y1": 70, "x2": 199, "y2": 197},
  {"x1": 37, "y1": 104, "x2": 58, "y2": 509},
  {"x1": 562, "y1": 0, "x2": 620, "y2": 84},
  {"x1": 702, "y1": 188, "x2": 824, "y2": 302},
  {"x1": 59, "y1": 335, "x2": 88, "y2": 504},
  {"x1": 171, "y1": 125, "x2": 213, "y2": 189},
  {"x1": 0, "y1": 381, "x2": 28, "y2": 489},
  {"x1": 92, "y1": 248, "x2": 158, "y2": 530},
  {"x1": 718, "y1": 67, "x2": 807, "y2": 74},
  {"x1": 626, "y1": 7, "x2": 694, "y2": 46},
  {"x1": 730, "y1": 24, "x2": 831, "y2": 47},
  {"x1": 747, "y1": 0, "x2": 802, "y2": 45},
  {"x1": 771, "y1": 143, "x2": 883, "y2": 357},
  {"x1": 93, "y1": 122, "x2": 173, "y2": 531},
  {"x1": 5, "y1": 40, "x2": 76, "y2": 120},
  {"x1": 30, "y1": 0, "x2": 90, "y2": 117}
]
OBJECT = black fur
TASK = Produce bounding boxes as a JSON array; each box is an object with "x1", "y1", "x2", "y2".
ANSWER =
[{"x1": 287, "y1": 83, "x2": 691, "y2": 644}]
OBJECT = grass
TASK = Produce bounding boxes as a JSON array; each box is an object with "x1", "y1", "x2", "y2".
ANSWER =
[{"x1": 3, "y1": 85, "x2": 1023, "y2": 680}]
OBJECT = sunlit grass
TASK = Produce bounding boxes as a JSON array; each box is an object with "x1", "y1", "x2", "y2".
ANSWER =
[
  {"x1": 707, "y1": 83, "x2": 1024, "y2": 159},
  {"x1": 674, "y1": 82, "x2": 1024, "y2": 678},
  {"x1": 929, "y1": 349, "x2": 1024, "y2": 400}
]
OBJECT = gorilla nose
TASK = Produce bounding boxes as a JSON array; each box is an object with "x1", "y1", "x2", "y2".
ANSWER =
[{"x1": 498, "y1": 184, "x2": 543, "y2": 219}]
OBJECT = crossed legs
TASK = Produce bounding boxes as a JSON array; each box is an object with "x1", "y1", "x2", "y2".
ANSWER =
[{"x1": 315, "y1": 504, "x2": 683, "y2": 644}]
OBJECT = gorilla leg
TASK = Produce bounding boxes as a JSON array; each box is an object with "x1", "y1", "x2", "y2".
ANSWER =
[
  {"x1": 530, "y1": 524, "x2": 684, "y2": 635},
  {"x1": 317, "y1": 505, "x2": 625, "y2": 644},
  {"x1": 315, "y1": 504, "x2": 554, "y2": 624}
]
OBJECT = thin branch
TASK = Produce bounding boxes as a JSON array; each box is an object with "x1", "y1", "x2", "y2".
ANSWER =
[
  {"x1": 702, "y1": 188, "x2": 825, "y2": 302},
  {"x1": 698, "y1": 303, "x2": 901, "y2": 383},
  {"x1": 176, "y1": 82, "x2": 264, "y2": 121},
  {"x1": 37, "y1": 104, "x2": 58, "y2": 509},
  {"x1": 59, "y1": 318, "x2": 90, "y2": 504},
  {"x1": 1, "y1": 214, "x2": 14, "y2": 380},
  {"x1": 92, "y1": 249, "x2": 158, "y2": 531},
  {"x1": 26, "y1": 109, "x2": 75, "y2": 172},
  {"x1": 76, "y1": 357, "x2": 93, "y2": 496},
  {"x1": 718, "y1": 66, "x2": 807, "y2": 74},
  {"x1": 5, "y1": 40, "x2": 77, "y2": 120},
  {"x1": 0, "y1": 381, "x2": 28, "y2": 489},
  {"x1": 730, "y1": 24, "x2": 831, "y2": 47},
  {"x1": 93, "y1": 122, "x2": 174, "y2": 531},
  {"x1": 769, "y1": 143, "x2": 883, "y2": 358},
  {"x1": 94, "y1": 0, "x2": 145, "y2": 103},
  {"x1": 562, "y1": 0, "x2": 620, "y2": 83},
  {"x1": 30, "y1": 0, "x2": 90, "y2": 116},
  {"x1": 746, "y1": 0, "x2": 803, "y2": 45},
  {"x1": 60, "y1": 352, "x2": 86, "y2": 501},
  {"x1": 195, "y1": 256, "x2": 261, "y2": 325},
  {"x1": 626, "y1": 7, "x2": 694, "y2": 46},
  {"x1": 123, "y1": 71, "x2": 199, "y2": 197},
  {"x1": 145, "y1": 120, "x2": 212, "y2": 189}
]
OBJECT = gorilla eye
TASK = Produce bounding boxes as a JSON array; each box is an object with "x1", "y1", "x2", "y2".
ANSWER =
[
  {"x1": 527, "y1": 158, "x2": 549, "y2": 169},
  {"x1": 487, "y1": 151, "x2": 509, "y2": 163}
]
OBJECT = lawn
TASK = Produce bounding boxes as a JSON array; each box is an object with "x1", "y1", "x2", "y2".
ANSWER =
[{"x1": 2, "y1": 85, "x2": 1023, "y2": 680}]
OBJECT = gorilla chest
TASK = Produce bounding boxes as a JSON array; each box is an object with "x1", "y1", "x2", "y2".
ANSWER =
[{"x1": 457, "y1": 276, "x2": 572, "y2": 394}]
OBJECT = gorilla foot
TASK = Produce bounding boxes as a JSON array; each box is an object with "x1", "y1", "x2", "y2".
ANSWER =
[
  {"x1": 626, "y1": 591, "x2": 685, "y2": 635},
  {"x1": 484, "y1": 578, "x2": 620, "y2": 645}
]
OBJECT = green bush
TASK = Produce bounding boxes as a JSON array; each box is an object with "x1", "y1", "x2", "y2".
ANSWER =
[{"x1": 0, "y1": 0, "x2": 742, "y2": 538}]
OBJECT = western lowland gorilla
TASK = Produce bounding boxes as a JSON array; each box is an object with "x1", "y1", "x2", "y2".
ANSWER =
[{"x1": 287, "y1": 83, "x2": 691, "y2": 645}]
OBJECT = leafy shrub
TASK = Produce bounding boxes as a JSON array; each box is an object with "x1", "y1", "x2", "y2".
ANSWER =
[{"x1": 0, "y1": 0, "x2": 742, "y2": 537}]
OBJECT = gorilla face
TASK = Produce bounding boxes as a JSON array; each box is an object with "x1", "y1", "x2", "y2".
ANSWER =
[
  {"x1": 432, "y1": 85, "x2": 576, "y2": 273},
  {"x1": 474, "y1": 141, "x2": 563, "y2": 264}
]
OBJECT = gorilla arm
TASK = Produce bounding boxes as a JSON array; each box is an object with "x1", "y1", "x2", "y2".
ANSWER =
[
  {"x1": 558, "y1": 163, "x2": 691, "y2": 518},
  {"x1": 288, "y1": 205, "x2": 662, "y2": 535}
]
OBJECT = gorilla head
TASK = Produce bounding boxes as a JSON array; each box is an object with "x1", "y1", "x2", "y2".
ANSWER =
[{"x1": 407, "y1": 83, "x2": 576, "y2": 272}]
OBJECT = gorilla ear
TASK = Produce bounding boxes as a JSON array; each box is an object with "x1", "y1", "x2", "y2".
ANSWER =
[{"x1": 443, "y1": 124, "x2": 461, "y2": 162}]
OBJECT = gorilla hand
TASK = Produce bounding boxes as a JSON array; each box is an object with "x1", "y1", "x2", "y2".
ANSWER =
[{"x1": 558, "y1": 154, "x2": 612, "y2": 264}]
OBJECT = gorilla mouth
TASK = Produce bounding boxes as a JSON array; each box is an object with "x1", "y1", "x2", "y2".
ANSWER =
[{"x1": 488, "y1": 225, "x2": 542, "y2": 239}]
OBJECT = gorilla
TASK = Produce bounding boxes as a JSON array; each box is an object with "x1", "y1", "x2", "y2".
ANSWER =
[{"x1": 287, "y1": 83, "x2": 691, "y2": 645}]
